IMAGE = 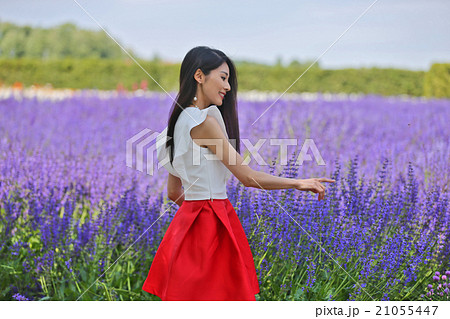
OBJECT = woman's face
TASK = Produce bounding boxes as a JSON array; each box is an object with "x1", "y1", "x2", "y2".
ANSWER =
[{"x1": 202, "y1": 62, "x2": 231, "y2": 106}]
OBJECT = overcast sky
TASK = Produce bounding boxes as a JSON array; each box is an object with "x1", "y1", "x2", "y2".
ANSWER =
[{"x1": 1, "y1": 0, "x2": 449, "y2": 70}]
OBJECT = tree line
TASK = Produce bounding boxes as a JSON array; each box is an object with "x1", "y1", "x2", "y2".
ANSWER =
[{"x1": 0, "y1": 21, "x2": 448, "y2": 98}]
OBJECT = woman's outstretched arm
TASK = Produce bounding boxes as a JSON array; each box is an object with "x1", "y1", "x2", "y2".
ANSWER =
[{"x1": 190, "y1": 115, "x2": 335, "y2": 201}]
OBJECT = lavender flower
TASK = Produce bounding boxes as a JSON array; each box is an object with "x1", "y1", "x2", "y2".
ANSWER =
[
  {"x1": 65, "y1": 257, "x2": 73, "y2": 273},
  {"x1": 1, "y1": 92, "x2": 450, "y2": 301},
  {"x1": 12, "y1": 293, "x2": 29, "y2": 301}
]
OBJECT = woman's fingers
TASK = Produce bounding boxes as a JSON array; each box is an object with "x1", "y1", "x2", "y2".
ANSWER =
[
  {"x1": 316, "y1": 180, "x2": 326, "y2": 201},
  {"x1": 318, "y1": 191, "x2": 324, "y2": 201},
  {"x1": 319, "y1": 178, "x2": 336, "y2": 183},
  {"x1": 316, "y1": 181, "x2": 326, "y2": 192},
  {"x1": 303, "y1": 178, "x2": 335, "y2": 200}
]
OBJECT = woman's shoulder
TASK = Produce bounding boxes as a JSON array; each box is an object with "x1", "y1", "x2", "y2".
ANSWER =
[
  {"x1": 177, "y1": 106, "x2": 202, "y2": 124},
  {"x1": 177, "y1": 105, "x2": 224, "y2": 131},
  {"x1": 180, "y1": 105, "x2": 221, "y2": 117}
]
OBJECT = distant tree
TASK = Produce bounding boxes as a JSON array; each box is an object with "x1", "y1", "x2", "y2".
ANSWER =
[
  {"x1": 275, "y1": 55, "x2": 283, "y2": 67},
  {"x1": 1, "y1": 28, "x2": 26, "y2": 57},
  {"x1": 152, "y1": 52, "x2": 162, "y2": 63},
  {"x1": 424, "y1": 63, "x2": 450, "y2": 98},
  {"x1": 0, "y1": 21, "x2": 133, "y2": 59},
  {"x1": 24, "y1": 28, "x2": 48, "y2": 58},
  {"x1": 289, "y1": 59, "x2": 302, "y2": 67}
]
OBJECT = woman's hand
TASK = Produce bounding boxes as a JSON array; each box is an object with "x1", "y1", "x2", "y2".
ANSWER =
[{"x1": 295, "y1": 178, "x2": 336, "y2": 201}]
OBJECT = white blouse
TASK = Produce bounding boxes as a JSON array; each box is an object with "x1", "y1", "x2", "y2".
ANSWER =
[{"x1": 156, "y1": 105, "x2": 232, "y2": 200}]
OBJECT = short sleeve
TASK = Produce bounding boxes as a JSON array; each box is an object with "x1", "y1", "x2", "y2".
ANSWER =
[
  {"x1": 172, "y1": 105, "x2": 229, "y2": 183},
  {"x1": 155, "y1": 127, "x2": 181, "y2": 178},
  {"x1": 185, "y1": 105, "x2": 228, "y2": 137}
]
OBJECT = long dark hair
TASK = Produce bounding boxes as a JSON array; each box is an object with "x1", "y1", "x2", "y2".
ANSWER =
[{"x1": 166, "y1": 46, "x2": 241, "y2": 166}]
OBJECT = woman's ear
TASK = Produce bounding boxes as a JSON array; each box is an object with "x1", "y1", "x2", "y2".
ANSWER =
[{"x1": 193, "y1": 68, "x2": 204, "y2": 84}]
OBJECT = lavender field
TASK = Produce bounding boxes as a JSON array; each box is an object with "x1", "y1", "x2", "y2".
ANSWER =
[{"x1": 0, "y1": 89, "x2": 449, "y2": 301}]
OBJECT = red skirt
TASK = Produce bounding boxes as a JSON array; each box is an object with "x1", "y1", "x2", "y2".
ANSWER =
[{"x1": 142, "y1": 198, "x2": 260, "y2": 301}]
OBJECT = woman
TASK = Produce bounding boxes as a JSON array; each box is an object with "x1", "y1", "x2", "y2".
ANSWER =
[{"x1": 142, "y1": 46, "x2": 335, "y2": 301}]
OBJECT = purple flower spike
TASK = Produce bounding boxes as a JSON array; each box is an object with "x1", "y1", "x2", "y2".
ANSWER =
[
  {"x1": 426, "y1": 291, "x2": 431, "y2": 297},
  {"x1": 427, "y1": 284, "x2": 433, "y2": 290},
  {"x1": 442, "y1": 275, "x2": 447, "y2": 281},
  {"x1": 435, "y1": 271, "x2": 440, "y2": 277},
  {"x1": 444, "y1": 288, "x2": 449, "y2": 295},
  {"x1": 12, "y1": 293, "x2": 29, "y2": 301},
  {"x1": 445, "y1": 271, "x2": 450, "y2": 276},
  {"x1": 433, "y1": 275, "x2": 440, "y2": 282}
]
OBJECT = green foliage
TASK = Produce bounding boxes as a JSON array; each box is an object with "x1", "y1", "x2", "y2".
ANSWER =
[
  {"x1": 0, "y1": 57, "x2": 181, "y2": 90},
  {"x1": 424, "y1": 63, "x2": 450, "y2": 98},
  {"x1": 0, "y1": 189, "x2": 163, "y2": 301},
  {"x1": 0, "y1": 20, "x2": 446, "y2": 97},
  {"x1": 0, "y1": 57, "x2": 433, "y2": 97},
  {"x1": 0, "y1": 21, "x2": 131, "y2": 59}
]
